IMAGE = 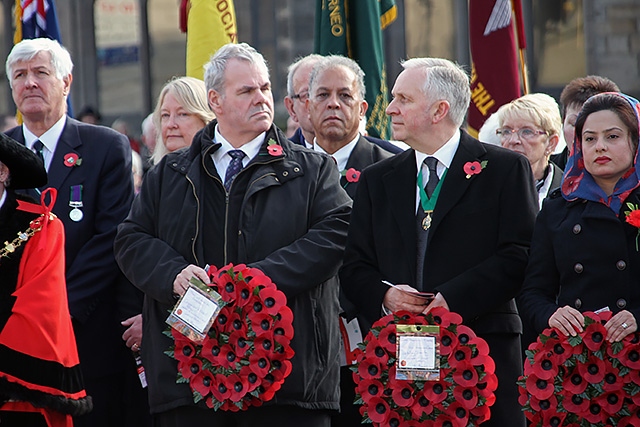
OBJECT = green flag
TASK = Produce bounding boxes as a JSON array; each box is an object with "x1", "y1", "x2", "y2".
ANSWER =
[{"x1": 314, "y1": 0, "x2": 397, "y2": 139}]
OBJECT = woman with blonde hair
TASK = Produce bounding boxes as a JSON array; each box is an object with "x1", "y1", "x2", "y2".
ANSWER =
[
  {"x1": 496, "y1": 93, "x2": 564, "y2": 208},
  {"x1": 151, "y1": 77, "x2": 215, "y2": 165}
]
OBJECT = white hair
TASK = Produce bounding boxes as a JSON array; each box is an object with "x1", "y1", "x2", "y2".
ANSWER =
[{"x1": 6, "y1": 38, "x2": 73, "y2": 88}]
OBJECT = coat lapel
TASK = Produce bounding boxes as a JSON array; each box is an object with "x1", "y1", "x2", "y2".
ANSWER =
[
  {"x1": 429, "y1": 133, "x2": 487, "y2": 233},
  {"x1": 47, "y1": 118, "x2": 82, "y2": 191},
  {"x1": 383, "y1": 149, "x2": 418, "y2": 278},
  {"x1": 341, "y1": 136, "x2": 372, "y2": 188}
]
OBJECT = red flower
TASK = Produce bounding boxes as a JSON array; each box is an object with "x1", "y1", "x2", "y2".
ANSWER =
[
  {"x1": 226, "y1": 373, "x2": 249, "y2": 402},
  {"x1": 391, "y1": 383, "x2": 415, "y2": 407},
  {"x1": 357, "y1": 379, "x2": 384, "y2": 401},
  {"x1": 358, "y1": 357, "x2": 383, "y2": 380},
  {"x1": 239, "y1": 366, "x2": 261, "y2": 393},
  {"x1": 430, "y1": 306, "x2": 463, "y2": 328},
  {"x1": 542, "y1": 409, "x2": 567, "y2": 427},
  {"x1": 453, "y1": 386, "x2": 478, "y2": 410},
  {"x1": 583, "y1": 401, "x2": 607, "y2": 424},
  {"x1": 582, "y1": 321, "x2": 607, "y2": 352},
  {"x1": 258, "y1": 287, "x2": 287, "y2": 316},
  {"x1": 463, "y1": 161, "x2": 484, "y2": 178},
  {"x1": 217, "y1": 344, "x2": 238, "y2": 370},
  {"x1": 365, "y1": 340, "x2": 390, "y2": 365},
  {"x1": 564, "y1": 370, "x2": 588, "y2": 394},
  {"x1": 228, "y1": 331, "x2": 250, "y2": 358},
  {"x1": 439, "y1": 328, "x2": 458, "y2": 356},
  {"x1": 602, "y1": 365, "x2": 624, "y2": 392},
  {"x1": 423, "y1": 381, "x2": 448, "y2": 404},
  {"x1": 366, "y1": 396, "x2": 390, "y2": 424},
  {"x1": 449, "y1": 345, "x2": 472, "y2": 369},
  {"x1": 531, "y1": 351, "x2": 558, "y2": 380},
  {"x1": 618, "y1": 344, "x2": 640, "y2": 369},
  {"x1": 598, "y1": 391, "x2": 624, "y2": 414},
  {"x1": 248, "y1": 350, "x2": 271, "y2": 377},
  {"x1": 200, "y1": 337, "x2": 222, "y2": 364},
  {"x1": 344, "y1": 168, "x2": 361, "y2": 183},
  {"x1": 249, "y1": 311, "x2": 275, "y2": 338},
  {"x1": 211, "y1": 374, "x2": 232, "y2": 402},
  {"x1": 627, "y1": 208, "x2": 640, "y2": 228},
  {"x1": 267, "y1": 144, "x2": 283, "y2": 156},
  {"x1": 410, "y1": 390, "x2": 434, "y2": 418},
  {"x1": 377, "y1": 325, "x2": 397, "y2": 353},
  {"x1": 452, "y1": 362, "x2": 479, "y2": 388},
  {"x1": 174, "y1": 339, "x2": 196, "y2": 363},
  {"x1": 525, "y1": 373, "x2": 554, "y2": 400},
  {"x1": 578, "y1": 355, "x2": 606, "y2": 384},
  {"x1": 447, "y1": 402, "x2": 470, "y2": 427},
  {"x1": 63, "y1": 152, "x2": 81, "y2": 167},
  {"x1": 181, "y1": 358, "x2": 202, "y2": 380},
  {"x1": 561, "y1": 389, "x2": 589, "y2": 414},
  {"x1": 192, "y1": 370, "x2": 214, "y2": 397}
]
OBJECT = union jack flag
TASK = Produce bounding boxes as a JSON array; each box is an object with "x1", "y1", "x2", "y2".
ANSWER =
[{"x1": 14, "y1": 0, "x2": 62, "y2": 43}]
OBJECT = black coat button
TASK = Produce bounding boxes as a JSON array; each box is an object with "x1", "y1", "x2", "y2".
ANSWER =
[
  {"x1": 572, "y1": 224, "x2": 581, "y2": 234},
  {"x1": 617, "y1": 298, "x2": 627, "y2": 309},
  {"x1": 617, "y1": 260, "x2": 627, "y2": 270},
  {"x1": 575, "y1": 298, "x2": 582, "y2": 309},
  {"x1": 574, "y1": 263, "x2": 584, "y2": 273}
]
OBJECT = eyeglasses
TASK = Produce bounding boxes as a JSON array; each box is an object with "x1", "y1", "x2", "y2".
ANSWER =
[
  {"x1": 291, "y1": 91, "x2": 309, "y2": 101},
  {"x1": 496, "y1": 128, "x2": 548, "y2": 141}
]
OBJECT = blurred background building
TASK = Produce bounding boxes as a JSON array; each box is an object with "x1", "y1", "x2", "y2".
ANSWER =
[{"x1": 1, "y1": 0, "x2": 639, "y2": 135}]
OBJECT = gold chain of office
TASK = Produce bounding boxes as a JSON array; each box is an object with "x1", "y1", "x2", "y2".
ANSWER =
[{"x1": 0, "y1": 214, "x2": 50, "y2": 260}]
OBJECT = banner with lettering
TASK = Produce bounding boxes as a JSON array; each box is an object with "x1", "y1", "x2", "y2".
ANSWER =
[
  {"x1": 468, "y1": 0, "x2": 522, "y2": 137},
  {"x1": 314, "y1": 0, "x2": 397, "y2": 139},
  {"x1": 182, "y1": 0, "x2": 237, "y2": 80}
]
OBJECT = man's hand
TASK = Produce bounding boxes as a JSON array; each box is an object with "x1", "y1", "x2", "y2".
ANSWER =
[
  {"x1": 173, "y1": 264, "x2": 210, "y2": 297},
  {"x1": 383, "y1": 284, "x2": 429, "y2": 314},
  {"x1": 121, "y1": 314, "x2": 143, "y2": 351},
  {"x1": 422, "y1": 292, "x2": 449, "y2": 314}
]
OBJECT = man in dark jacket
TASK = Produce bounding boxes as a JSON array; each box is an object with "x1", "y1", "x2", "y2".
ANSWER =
[{"x1": 114, "y1": 42, "x2": 352, "y2": 427}]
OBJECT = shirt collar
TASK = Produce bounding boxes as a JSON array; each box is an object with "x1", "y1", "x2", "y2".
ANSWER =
[
  {"x1": 414, "y1": 129, "x2": 460, "y2": 175},
  {"x1": 313, "y1": 134, "x2": 360, "y2": 172},
  {"x1": 212, "y1": 124, "x2": 265, "y2": 165},
  {"x1": 23, "y1": 115, "x2": 66, "y2": 153},
  {"x1": 0, "y1": 189, "x2": 6, "y2": 209}
]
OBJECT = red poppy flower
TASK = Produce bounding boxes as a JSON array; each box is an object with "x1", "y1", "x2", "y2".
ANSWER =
[
  {"x1": 257, "y1": 287, "x2": 287, "y2": 316},
  {"x1": 619, "y1": 413, "x2": 640, "y2": 427},
  {"x1": 434, "y1": 413, "x2": 458, "y2": 427},
  {"x1": 430, "y1": 306, "x2": 463, "y2": 328},
  {"x1": 216, "y1": 344, "x2": 238, "y2": 370},
  {"x1": 174, "y1": 339, "x2": 196, "y2": 363},
  {"x1": 249, "y1": 350, "x2": 271, "y2": 377},
  {"x1": 619, "y1": 345, "x2": 640, "y2": 369},
  {"x1": 470, "y1": 403, "x2": 491, "y2": 424},
  {"x1": 564, "y1": 370, "x2": 588, "y2": 394},
  {"x1": 267, "y1": 144, "x2": 283, "y2": 156},
  {"x1": 529, "y1": 394, "x2": 558, "y2": 413},
  {"x1": 273, "y1": 305, "x2": 294, "y2": 337},
  {"x1": 391, "y1": 383, "x2": 415, "y2": 407},
  {"x1": 344, "y1": 168, "x2": 361, "y2": 183},
  {"x1": 356, "y1": 378, "x2": 384, "y2": 401},
  {"x1": 525, "y1": 373, "x2": 554, "y2": 400},
  {"x1": 192, "y1": 370, "x2": 214, "y2": 397},
  {"x1": 215, "y1": 271, "x2": 239, "y2": 302},
  {"x1": 248, "y1": 311, "x2": 274, "y2": 337},
  {"x1": 423, "y1": 381, "x2": 448, "y2": 404},
  {"x1": 224, "y1": 373, "x2": 249, "y2": 402},
  {"x1": 598, "y1": 390, "x2": 624, "y2": 414},
  {"x1": 453, "y1": 386, "x2": 478, "y2": 410},
  {"x1": 228, "y1": 331, "x2": 250, "y2": 358},
  {"x1": 386, "y1": 409, "x2": 405, "y2": 427},
  {"x1": 531, "y1": 352, "x2": 558, "y2": 380},
  {"x1": 448, "y1": 346, "x2": 472, "y2": 369},
  {"x1": 583, "y1": 401, "x2": 607, "y2": 424},
  {"x1": 181, "y1": 358, "x2": 202, "y2": 380},
  {"x1": 269, "y1": 355, "x2": 292, "y2": 383},
  {"x1": 562, "y1": 172, "x2": 583, "y2": 194},
  {"x1": 439, "y1": 328, "x2": 458, "y2": 356},
  {"x1": 211, "y1": 373, "x2": 232, "y2": 402},
  {"x1": 578, "y1": 355, "x2": 606, "y2": 383},
  {"x1": 365, "y1": 340, "x2": 390, "y2": 365},
  {"x1": 63, "y1": 152, "x2": 81, "y2": 167},
  {"x1": 377, "y1": 325, "x2": 397, "y2": 353},
  {"x1": 366, "y1": 396, "x2": 390, "y2": 424},
  {"x1": 410, "y1": 390, "x2": 434, "y2": 419},
  {"x1": 448, "y1": 402, "x2": 469, "y2": 427},
  {"x1": 463, "y1": 161, "x2": 482, "y2": 177},
  {"x1": 602, "y1": 365, "x2": 624, "y2": 392},
  {"x1": 239, "y1": 366, "x2": 261, "y2": 393},
  {"x1": 477, "y1": 373, "x2": 498, "y2": 398},
  {"x1": 582, "y1": 321, "x2": 607, "y2": 352},
  {"x1": 358, "y1": 357, "x2": 383, "y2": 380},
  {"x1": 542, "y1": 409, "x2": 567, "y2": 427},
  {"x1": 200, "y1": 337, "x2": 223, "y2": 364},
  {"x1": 561, "y1": 389, "x2": 589, "y2": 413}
]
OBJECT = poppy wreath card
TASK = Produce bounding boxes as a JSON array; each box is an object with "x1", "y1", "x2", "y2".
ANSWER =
[
  {"x1": 352, "y1": 308, "x2": 497, "y2": 426},
  {"x1": 165, "y1": 263, "x2": 294, "y2": 411},
  {"x1": 518, "y1": 310, "x2": 640, "y2": 426}
]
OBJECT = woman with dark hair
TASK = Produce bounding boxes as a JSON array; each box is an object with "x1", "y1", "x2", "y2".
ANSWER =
[
  {"x1": 0, "y1": 133, "x2": 91, "y2": 426},
  {"x1": 519, "y1": 92, "x2": 640, "y2": 341}
]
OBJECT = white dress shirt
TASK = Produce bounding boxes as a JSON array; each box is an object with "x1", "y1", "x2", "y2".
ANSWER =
[{"x1": 23, "y1": 115, "x2": 67, "y2": 172}]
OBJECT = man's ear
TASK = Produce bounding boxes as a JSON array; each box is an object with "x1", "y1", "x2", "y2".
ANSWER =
[
  {"x1": 208, "y1": 89, "x2": 223, "y2": 116},
  {"x1": 431, "y1": 100, "x2": 450, "y2": 124}
]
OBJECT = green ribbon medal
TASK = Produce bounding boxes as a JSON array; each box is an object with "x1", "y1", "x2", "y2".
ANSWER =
[{"x1": 416, "y1": 169, "x2": 447, "y2": 230}]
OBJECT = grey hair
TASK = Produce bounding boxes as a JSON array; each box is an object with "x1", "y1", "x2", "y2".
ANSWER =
[
  {"x1": 286, "y1": 54, "x2": 324, "y2": 97},
  {"x1": 151, "y1": 76, "x2": 213, "y2": 165},
  {"x1": 203, "y1": 42, "x2": 269, "y2": 94},
  {"x1": 401, "y1": 58, "x2": 471, "y2": 128},
  {"x1": 6, "y1": 38, "x2": 73, "y2": 88},
  {"x1": 308, "y1": 55, "x2": 366, "y2": 101}
]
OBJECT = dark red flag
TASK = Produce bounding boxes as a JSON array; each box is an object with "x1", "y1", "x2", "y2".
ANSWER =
[{"x1": 468, "y1": 0, "x2": 523, "y2": 137}]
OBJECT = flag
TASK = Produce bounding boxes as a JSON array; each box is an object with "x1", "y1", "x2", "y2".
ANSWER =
[
  {"x1": 183, "y1": 0, "x2": 238, "y2": 80},
  {"x1": 13, "y1": 0, "x2": 71, "y2": 118},
  {"x1": 314, "y1": 0, "x2": 397, "y2": 139},
  {"x1": 468, "y1": 0, "x2": 523, "y2": 137}
]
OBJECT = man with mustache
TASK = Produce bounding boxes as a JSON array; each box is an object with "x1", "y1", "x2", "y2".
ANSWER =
[{"x1": 115, "y1": 42, "x2": 352, "y2": 427}]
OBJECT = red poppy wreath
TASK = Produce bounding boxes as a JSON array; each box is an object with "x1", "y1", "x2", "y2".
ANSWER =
[
  {"x1": 166, "y1": 263, "x2": 295, "y2": 411},
  {"x1": 518, "y1": 310, "x2": 640, "y2": 426},
  {"x1": 352, "y1": 308, "x2": 497, "y2": 427}
]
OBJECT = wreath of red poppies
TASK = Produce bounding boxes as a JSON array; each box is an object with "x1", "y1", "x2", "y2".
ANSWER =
[
  {"x1": 352, "y1": 308, "x2": 497, "y2": 427},
  {"x1": 167, "y1": 263, "x2": 295, "y2": 411},
  {"x1": 518, "y1": 310, "x2": 640, "y2": 426}
]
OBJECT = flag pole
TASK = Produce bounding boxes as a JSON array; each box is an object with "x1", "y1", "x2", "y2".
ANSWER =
[{"x1": 511, "y1": 0, "x2": 529, "y2": 94}]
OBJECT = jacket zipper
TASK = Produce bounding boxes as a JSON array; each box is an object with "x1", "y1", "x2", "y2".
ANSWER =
[{"x1": 185, "y1": 174, "x2": 200, "y2": 266}]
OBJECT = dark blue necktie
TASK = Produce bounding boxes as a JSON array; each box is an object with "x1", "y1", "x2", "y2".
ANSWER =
[
  {"x1": 33, "y1": 140, "x2": 45, "y2": 165},
  {"x1": 224, "y1": 150, "x2": 246, "y2": 191}
]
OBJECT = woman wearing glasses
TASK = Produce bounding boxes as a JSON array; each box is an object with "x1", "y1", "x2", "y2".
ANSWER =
[
  {"x1": 519, "y1": 92, "x2": 640, "y2": 342},
  {"x1": 495, "y1": 93, "x2": 564, "y2": 208}
]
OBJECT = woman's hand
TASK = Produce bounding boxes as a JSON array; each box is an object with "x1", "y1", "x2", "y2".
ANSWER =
[
  {"x1": 548, "y1": 305, "x2": 584, "y2": 336},
  {"x1": 173, "y1": 264, "x2": 210, "y2": 296},
  {"x1": 605, "y1": 310, "x2": 637, "y2": 342}
]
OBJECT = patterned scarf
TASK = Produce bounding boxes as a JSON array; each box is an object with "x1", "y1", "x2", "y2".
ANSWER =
[{"x1": 561, "y1": 92, "x2": 640, "y2": 214}]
